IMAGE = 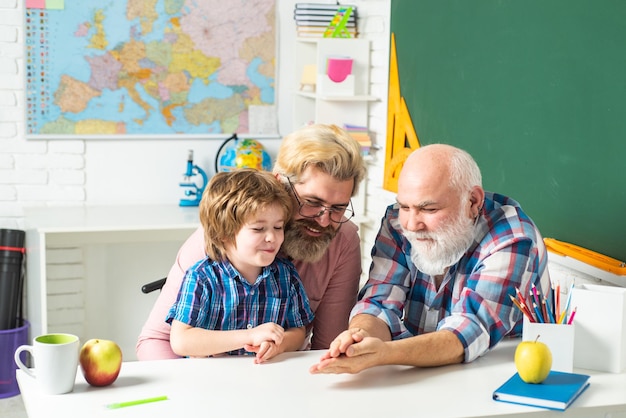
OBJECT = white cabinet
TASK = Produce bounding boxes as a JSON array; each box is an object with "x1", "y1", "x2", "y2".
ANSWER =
[
  {"x1": 24, "y1": 205, "x2": 199, "y2": 361},
  {"x1": 293, "y1": 38, "x2": 377, "y2": 128}
]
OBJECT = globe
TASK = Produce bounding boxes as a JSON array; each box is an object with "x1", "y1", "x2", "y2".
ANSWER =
[{"x1": 216, "y1": 137, "x2": 272, "y2": 172}]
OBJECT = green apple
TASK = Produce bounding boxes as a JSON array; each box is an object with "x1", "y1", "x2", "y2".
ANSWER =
[
  {"x1": 514, "y1": 335, "x2": 552, "y2": 384},
  {"x1": 79, "y1": 338, "x2": 123, "y2": 387}
]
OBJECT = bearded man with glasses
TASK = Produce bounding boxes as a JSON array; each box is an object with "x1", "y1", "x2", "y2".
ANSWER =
[
  {"x1": 137, "y1": 124, "x2": 366, "y2": 359},
  {"x1": 281, "y1": 175, "x2": 355, "y2": 263}
]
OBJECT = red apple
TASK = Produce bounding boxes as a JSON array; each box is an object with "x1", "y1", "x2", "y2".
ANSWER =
[{"x1": 79, "y1": 338, "x2": 123, "y2": 387}]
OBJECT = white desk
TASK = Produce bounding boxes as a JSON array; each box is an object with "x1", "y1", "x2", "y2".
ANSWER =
[
  {"x1": 23, "y1": 205, "x2": 199, "y2": 360},
  {"x1": 16, "y1": 341, "x2": 626, "y2": 418}
]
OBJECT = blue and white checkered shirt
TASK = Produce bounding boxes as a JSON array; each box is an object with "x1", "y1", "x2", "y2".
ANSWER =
[
  {"x1": 352, "y1": 192, "x2": 550, "y2": 362},
  {"x1": 166, "y1": 255, "x2": 314, "y2": 356}
]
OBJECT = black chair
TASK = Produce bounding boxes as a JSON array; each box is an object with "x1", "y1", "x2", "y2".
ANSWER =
[{"x1": 141, "y1": 278, "x2": 166, "y2": 294}]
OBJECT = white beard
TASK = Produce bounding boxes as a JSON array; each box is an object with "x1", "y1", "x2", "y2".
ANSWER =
[{"x1": 403, "y1": 211, "x2": 476, "y2": 276}]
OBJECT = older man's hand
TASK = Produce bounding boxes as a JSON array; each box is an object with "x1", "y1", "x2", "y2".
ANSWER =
[{"x1": 309, "y1": 329, "x2": 388, "y2": 374}]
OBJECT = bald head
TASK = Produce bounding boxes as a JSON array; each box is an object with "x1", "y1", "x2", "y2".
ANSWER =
[
  {"x1": 399, "y1": 144, "x2": 455, "y2": 193},
  {"x1": 399, "y1": 144, "x2": 482, "y2": 195}
]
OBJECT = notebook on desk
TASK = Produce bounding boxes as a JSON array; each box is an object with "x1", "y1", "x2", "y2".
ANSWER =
[{"x1": 492, "y1": 371, "x2": 590, "y2": 411}]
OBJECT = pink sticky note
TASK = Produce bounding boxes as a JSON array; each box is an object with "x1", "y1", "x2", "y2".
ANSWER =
[{"x1": 26, "y1": 0, "x2": 46, "y2": 8}]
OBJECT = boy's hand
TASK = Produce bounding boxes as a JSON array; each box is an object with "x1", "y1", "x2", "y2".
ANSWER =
[
  {"x1": 248, "y1": 323, "x2": 284, "y2": 349},
  {"x1": 244, "y1": 341, "x2": 280, "y2": 363}
]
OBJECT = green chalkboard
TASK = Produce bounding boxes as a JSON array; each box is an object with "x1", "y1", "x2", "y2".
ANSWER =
[{"x1": 390, "y1": 0, "x2": 626, "y2": 261}]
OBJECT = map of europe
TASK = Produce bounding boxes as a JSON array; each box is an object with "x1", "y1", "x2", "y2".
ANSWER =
[{"x1": 25, "y1": 0, "x2": 276, "y2": 137}]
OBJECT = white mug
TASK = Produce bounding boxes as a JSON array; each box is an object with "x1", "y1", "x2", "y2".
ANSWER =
[{"x1": 14, "y1": 333, "x2": 80, "y2": 395}]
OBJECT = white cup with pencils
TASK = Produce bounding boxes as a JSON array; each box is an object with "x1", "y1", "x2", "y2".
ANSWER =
[
  {"x1": 522, "y1": 316, "x2": 575, "y2": 372},
  {"x1": 515, "y1": 283, "x2": 576, "y2": 372}
]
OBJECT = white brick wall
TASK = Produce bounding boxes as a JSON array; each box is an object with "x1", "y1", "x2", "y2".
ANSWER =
[{"x1": 0, "y1": 0, "x2": 87, "y2": 228}]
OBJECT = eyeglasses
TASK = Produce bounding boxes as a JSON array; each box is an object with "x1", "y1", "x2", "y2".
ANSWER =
[{"x1": 286, "y1": 177, "x2": 354, "y2": 224}]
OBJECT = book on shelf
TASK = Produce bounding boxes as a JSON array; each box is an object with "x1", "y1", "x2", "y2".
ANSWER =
[
  {"x1": 295, "y1": 9, "x2": 354, "y2": 17},
  {"x1": 297, "y1": 25, "x2": 357, "y2": 33},
  {"x1": 295, "y1": 3, "x2": 357, "y2": 11},
  {"x1": 344, "y1": 123, "x2": 368, "y2": 131},
  {"x1": 295, "y1": 6, "x2": 358, "y2": 17},
  {"x1": 295, "y1": 19, "x2": 356, "y2": 27},
  {"x1": 492, "y1": 371, "x2": 590, "y2": 411},
  {"x1": 297, "y1": 31, "x2": 358, "y2": 38},
  {"x1": 348, "y1": 132, "x2": 370, "y2": 141},
  {"x1": 295, "y1": 13, "x2": 356, "y2": 21},
  {"x1": 343, "y1": 124, "x2": 372, "y2": 155},
  {"x1": 297, "y1": 27, "x2": 357, "y2": 38}
]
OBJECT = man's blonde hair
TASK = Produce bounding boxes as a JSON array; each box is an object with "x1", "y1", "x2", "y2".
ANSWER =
[
  {"x1": 273, "y1": 124, "x2": 366, "y2": 196},
  {"x1": 199, "y1": 169, "x2": 292, "y2": 261}
]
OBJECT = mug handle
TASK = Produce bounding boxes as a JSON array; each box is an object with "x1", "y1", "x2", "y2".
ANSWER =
[{"x1": 14, "y1": 345, "x2": 36, "y2": 378}]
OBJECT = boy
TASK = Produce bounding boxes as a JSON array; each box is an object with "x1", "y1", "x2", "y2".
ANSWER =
[{"x1": 167, "y1": 169, "x2": 314, "y2": 363}]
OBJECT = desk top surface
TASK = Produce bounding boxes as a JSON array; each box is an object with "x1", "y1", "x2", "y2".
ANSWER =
[
  {"x1": 23, "y1": 204, "x2": 200, "y2": 233},
  {"x1": 16, "y1": 341, "x2": 626, "y2": 418}
]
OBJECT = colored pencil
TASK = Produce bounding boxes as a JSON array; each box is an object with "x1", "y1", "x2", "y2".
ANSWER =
[
  {"x1": 531, "y1": 284, "x2": 541, "y2": 308},
  {"x1": 515, "y1": 287, "x2": 529, "y2": 308},
  {"x1": 106, "y1": 395, "x2": 168, "y2": 410},
  {"x1": 543, "y1": 297, "x2": 556, "y2": 323},
  {"x1": 509, "y1": 294, "x2": 535, "y2": 322},
  {"x1": 555, "y1": 282, "x2": 561, "y2": 321},
  {"x1": 532, "y1": 302, "x2": 545, "y2": 323},
  {"x1": 567, "y1": 307, "x2": 577, "y2": 325}
]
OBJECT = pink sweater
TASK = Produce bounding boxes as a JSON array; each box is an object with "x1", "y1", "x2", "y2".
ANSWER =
[{"x1": 136, "y1": 223, "x2": 362, "y2": 360}]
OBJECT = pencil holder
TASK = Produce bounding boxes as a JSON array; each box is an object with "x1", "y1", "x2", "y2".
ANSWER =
[{"x1": 522, "y1": 316, "x2": 575, "y2": 372}]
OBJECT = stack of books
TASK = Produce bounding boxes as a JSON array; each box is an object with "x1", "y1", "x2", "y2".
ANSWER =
[
  {"x1": 294, "y1": 3, "x2": 358, "y2": 38},
  {"x1": 344, "y1": 124, "x2": 371, "y2": 156}
]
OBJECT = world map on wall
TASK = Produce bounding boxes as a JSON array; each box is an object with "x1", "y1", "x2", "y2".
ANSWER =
[{"x1": 25, "y1": 0, "x2": 276, "y2": 137}]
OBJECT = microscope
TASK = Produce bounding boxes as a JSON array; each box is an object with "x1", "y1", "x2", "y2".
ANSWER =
[{"x1": 179, "y1": 150, "x2": 208, "y2": 207}]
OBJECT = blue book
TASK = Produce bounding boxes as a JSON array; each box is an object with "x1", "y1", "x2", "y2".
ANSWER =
[{"x1": 492, "y1": 371, "x2": 590, "y2": 411}]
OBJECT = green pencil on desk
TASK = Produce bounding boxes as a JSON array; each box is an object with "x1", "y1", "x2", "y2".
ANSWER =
[{"x1": 106, "y1": 395, "x2": 168, "y2": 409}]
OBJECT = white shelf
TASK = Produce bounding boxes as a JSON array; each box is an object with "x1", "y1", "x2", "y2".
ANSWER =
[
  {"x1": 293, "y1": 38, "x2": 375, "y2": 128},
  {"x1": 295, "y1": 91, "x2": 378, "y2": 101},
  {"x1": 24, "y1": 205, "x2": 199, "y2": 233}
]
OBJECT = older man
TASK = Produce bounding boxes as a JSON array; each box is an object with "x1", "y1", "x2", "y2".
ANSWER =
[{"x1": 311, "y1": 143, "x2": 550, "y2": 374}]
